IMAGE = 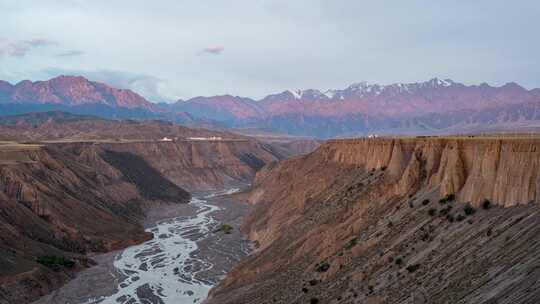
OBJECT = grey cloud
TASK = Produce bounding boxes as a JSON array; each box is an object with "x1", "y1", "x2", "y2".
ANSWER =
[
  {"x1": 201, "y1": 45, "x2": 224, "y2": 55},
  {"x1": 55, "y1": 50, "x2": 85, "y2": 57},
  {"x1": 0, "y1": 37, "x2": 56, "y2": 57}
]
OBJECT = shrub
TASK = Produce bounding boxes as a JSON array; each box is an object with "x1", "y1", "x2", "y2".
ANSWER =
[
  {"x1": 439, "y1": 194, "x2": 456, "y2": 204},
  {"x1": 446, "y1": 214, "x2": 455, "y2": 222},
  {"x1": 344, "y1": 238, "x2": 358, "y2": 251},
  {"x1": 36, "y1": 255, "x2": 75, "y2": 271},
  {"x1": 439, "y1": 205, "x2": 453, "y2": 216},
  {"x1": 214, "y1": 224, "x2": 234, "y2": 234},
  {"x1": 464, "y1": 203, "x2": 476, "y2": 215},
  {"x1": 406, "y1": 264, "x2": 420, "y2": 273},
  {"x1": 315, "y1": 261, "x2": 330, "y2": 272},
  {"x1": 395, "y1": 257, "x2": 403, "y2": 266},
  {"x1": 422, "y1": 199, "x2": 430, "y2": 206},
  {"x1": 482, "y1": 199, "x2": 491, "y2": 210},
  {"x1": 428, "y1": 208, "x2": 437, "y2": 216},
  {"x1": 456, "y1": 214, "x2": 466, "y2": 222},
  {"x1": 310, "y1": 298, "x2": 319, "y2": 304},
  {"x1": 381, "y1": 166, "x2": 388, "y2": 171}
]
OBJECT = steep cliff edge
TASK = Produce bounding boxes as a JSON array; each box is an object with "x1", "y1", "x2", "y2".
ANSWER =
[
  {"x1": 208, "y1": 137, "x2": 540, "y2": 304},
  {"x1": 101, "y1": 139, "x2": 283, "y2": 191}
]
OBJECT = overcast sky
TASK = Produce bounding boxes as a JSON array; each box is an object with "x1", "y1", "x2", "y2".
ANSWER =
[{"x1": 1, "y1": 0, "x2": 539, "y2": 102}]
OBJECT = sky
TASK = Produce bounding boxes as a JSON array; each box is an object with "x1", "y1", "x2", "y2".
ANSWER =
[{"x1": 1, "y1": 0, "x2": 539, "y2": 102}]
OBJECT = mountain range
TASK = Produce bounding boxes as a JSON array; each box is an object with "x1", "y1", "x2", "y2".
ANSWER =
[{"x1": 2, "y1": 76, "x2": 540, "y2": 138}]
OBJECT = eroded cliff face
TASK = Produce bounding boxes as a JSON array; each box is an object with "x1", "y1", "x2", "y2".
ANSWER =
[
  {"x1": 208, "y1": 137, "x2": 540, "y2": 304},
  {"x1": 101, "y1": 140, "x2": 283, "y2": 191},
  {"x1": 323, "y1": 138, "x2": 540, "y2": 206},
  {"x1": 0, "y1": 145, "x2": 156, "y2": 304}
]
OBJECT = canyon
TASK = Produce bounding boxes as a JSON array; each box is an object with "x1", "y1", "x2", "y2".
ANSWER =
[
  {"x1": 0, "y1": 115, "x2": 286, "y2": 304},
  {"x1": 2, "y1": 112, "x2": 540, "y2": 304},
  {"x1": 208, "y1": 137, "x2": 540, "y2": 303}
]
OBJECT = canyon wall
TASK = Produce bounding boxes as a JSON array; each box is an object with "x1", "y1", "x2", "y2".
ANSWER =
[
  {"x1": 0, "y1": 145, "x2": 159, "y2": 304},
  {"x1": 101, "y1": 139, "x2": 283, "y2": 191},
  {"x1": 208, "y1": 137, "x2": 540, "y2": 304}
]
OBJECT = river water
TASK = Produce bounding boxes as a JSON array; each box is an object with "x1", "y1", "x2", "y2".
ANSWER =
[{"x1": 35, "y1": 189, "x2": 248, "y2": 304}]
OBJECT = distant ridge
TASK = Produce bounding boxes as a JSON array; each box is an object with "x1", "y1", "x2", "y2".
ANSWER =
[{"x1": 2, "y1": 76, "x2": 540, "y2": 138}]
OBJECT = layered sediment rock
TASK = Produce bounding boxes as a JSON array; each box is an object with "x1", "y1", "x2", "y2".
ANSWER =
[
  {"x1": 208, "y1": 137, "x2": 540, "y2": 304},
  {"x1": 101, "y1": 139, "x2": 282, "y2": 191}
]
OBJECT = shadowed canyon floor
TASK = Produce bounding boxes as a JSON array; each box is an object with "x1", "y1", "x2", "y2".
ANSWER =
[{"x1": 207, "y1": 137, "x2": 540, "y2": 304}]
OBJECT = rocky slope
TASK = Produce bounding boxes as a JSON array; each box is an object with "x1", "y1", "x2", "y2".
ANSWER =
[
  {"x1": 0, "y1": 111, "x2": 237, "y2": 142},
  {"x1": 208, "y1": 136, "x2": 540, "y2": 304}
]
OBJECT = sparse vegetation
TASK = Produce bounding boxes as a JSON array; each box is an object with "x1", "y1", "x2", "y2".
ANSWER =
[
  {"x1": 439, "y1": 205, "x2": 453, "y2": 216},
  {"x1": 36, "y1": 255, "x2": 75, "y2": 271},
  {"x1": 464, "y1": 203, "x2": 476, "y2": 215},
  {"x1": 344, "y1": 238, "x2": 358, "y2": 251},
  {"x1": 482, "y1": 199, "x2": 491, "y2": 210},
  {"x1": 214, "y1": 224, "x2": 234, "y2": 234},
  {"x1": 406, "y1": 264, "x2": 420, "y2": 273},
  {"x1": 439, "y1": 194, "x2": 456, "y2": 204},
  {"x1": 315, "y1": 261, "x2": 330, "y2": 272}
]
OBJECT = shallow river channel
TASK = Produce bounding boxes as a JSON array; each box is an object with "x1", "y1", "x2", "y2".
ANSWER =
[{"x1": 34, "y1": 189, "x2": 250, "y2": 304}]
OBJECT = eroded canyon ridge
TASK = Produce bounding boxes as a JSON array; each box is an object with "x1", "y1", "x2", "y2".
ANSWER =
[
  {"x1": 208, "y1": 137, "x2": 540, "y2": 304},
  {"x1": 1, "y1": 111, "x2": 540, "y2": 304}
]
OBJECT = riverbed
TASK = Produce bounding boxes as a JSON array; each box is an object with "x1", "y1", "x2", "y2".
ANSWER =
[{"x1": 33, "y1": 189, "x2": 251, "y2": 304}]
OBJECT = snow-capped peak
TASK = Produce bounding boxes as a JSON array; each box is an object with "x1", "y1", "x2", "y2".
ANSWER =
[
  {"x1": 426, "y1": 78, "x2": 454, "y2": 87},
  {"x1": 287, "y1": 89, "x2": 303, "y2": 99},
  {"x1": 286, "y1": 89, "x2": 328, "y2": 100}
]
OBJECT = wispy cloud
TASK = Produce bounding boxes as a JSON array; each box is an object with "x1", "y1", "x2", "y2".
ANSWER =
[
  {"x1": 55, "y1": 50, "x2": 85, "y2": 57},
  {"x1": 0, "y1": 37, "x2": 56, "y2": 57},
  {"x1": 200, "y1": 45, "x2": 224, "y2": 55}
]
